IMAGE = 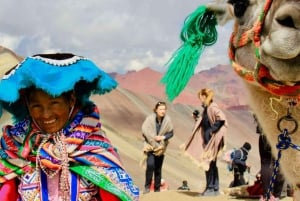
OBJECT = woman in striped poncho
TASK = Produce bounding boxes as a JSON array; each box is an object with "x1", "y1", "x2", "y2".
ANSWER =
[{"x1": 0, "y1": 53, "x2": 139, "y2": 201}]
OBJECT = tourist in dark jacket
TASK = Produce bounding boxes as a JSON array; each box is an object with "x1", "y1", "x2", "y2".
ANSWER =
[
  {"x1": 230, "y1": 142, "x2": 251, "y2": 187},
  {"x1": 183, "y1": 88, "x2": 227, "y2": 196}
]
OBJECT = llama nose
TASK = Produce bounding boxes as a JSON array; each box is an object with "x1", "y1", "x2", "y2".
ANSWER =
[{"x1": 275, "y1": 4, "x2": 300, "y2": 29}]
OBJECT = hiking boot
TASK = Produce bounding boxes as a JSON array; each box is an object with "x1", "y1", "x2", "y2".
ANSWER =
[
  {"x1": 200, "y1": 189, "x2": 216, "y2": 196},
  {"x1": 143, "y1": 188, "x2": 150, "y2": 194},
  {"x1": 214, "y1": 190, "x2": 220, "y2": 196}
]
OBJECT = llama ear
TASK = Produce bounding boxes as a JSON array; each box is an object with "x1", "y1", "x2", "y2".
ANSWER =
[
  {"x1": 207, "y1": 3, "x2": 234, "y2": 26},
  {"x1": 227, "y1": 0, "x2": 250, "y2": 18}
]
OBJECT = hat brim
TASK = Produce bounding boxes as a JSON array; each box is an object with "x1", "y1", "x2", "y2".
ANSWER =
[{"x1": 0, "y1": 55, "x2": 118, "y2": 120}]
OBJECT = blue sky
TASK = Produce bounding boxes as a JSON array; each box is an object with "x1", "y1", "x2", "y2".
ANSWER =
[{"x1": 0, "y1": 0, "x2": 232, "y2": 73}]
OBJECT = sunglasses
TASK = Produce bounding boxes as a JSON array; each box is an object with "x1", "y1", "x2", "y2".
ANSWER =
[{"x1": 155, "y1": 101, "x2": 166, "y2": 109}]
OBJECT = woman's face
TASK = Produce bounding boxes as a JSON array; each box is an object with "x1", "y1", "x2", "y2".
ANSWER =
[
  {"x1": 27, "y1": 89, "x2": 75, "y2": 133},
  {"x1": 199, "y1": 94, "x2": 206, "y2": 103},
  {"x1": 155, "y1": 105, "x2": 166, "y2": 118}
]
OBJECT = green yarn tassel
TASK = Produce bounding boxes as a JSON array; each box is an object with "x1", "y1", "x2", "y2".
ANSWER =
[{"x1": 161, "y1": 5, "x2": 218, "y2": 101}]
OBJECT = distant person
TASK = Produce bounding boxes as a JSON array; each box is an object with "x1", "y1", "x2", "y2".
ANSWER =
[
  {"x1": 192, "y1": 109, "x2": 200, "y2": 121},
  {"x1": 254, "y1": 115, "x2": 286, "y2": 201},
  {"x1": 142, "y1": 101, "x2": 174, "y2": 193},
  {"x1": 229, "y1": 142, "x2": 252, "y2": 187},
  {"x1": 246, "y1": 173, "x2": 263, "y2": 197},
  {"x1": 177, "y1": 180, "x2": 190, "y2": 191},
  {"x1": 223, "y1": 172, "x2": 263, "y2": 198},
  {"x1": 183, "y1": 88, "x2": 227, "y2": 196}
]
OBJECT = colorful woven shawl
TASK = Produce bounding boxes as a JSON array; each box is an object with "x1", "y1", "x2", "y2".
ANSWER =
[{"x1": 0, "y1": 104, "x2": 139, "y2": 201}]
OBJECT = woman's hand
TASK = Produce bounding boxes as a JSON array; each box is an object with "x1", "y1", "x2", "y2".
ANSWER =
[{"x1": 154, "y1": 136, "x2": 165, "y2": 142}]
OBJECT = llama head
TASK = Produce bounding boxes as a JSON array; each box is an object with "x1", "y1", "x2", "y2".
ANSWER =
[
  {"x1": 162, "y1": 0, "x2": 300, "y2": 101},
  {"x1": 208, "y1": 0, "x2": 300, "y2": 92}
]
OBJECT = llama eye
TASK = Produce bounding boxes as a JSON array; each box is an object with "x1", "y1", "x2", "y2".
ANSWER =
[{"x1": 228, "y1": 0, "x2": 250, "y2": 17}]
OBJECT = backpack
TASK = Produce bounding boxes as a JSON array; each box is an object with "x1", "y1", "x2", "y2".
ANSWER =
[{"x1": 222, "y1": 148, "x2": 245, "y2": 171}]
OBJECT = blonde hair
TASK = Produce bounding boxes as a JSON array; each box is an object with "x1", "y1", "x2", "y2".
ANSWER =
[{"x1": 198, "y1": 88, "x2": 214, "y2": 106}]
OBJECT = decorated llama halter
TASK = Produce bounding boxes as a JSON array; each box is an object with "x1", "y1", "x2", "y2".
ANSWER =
[{"x1": 230, "y1": 0, "x2": 300, "y2": 98}]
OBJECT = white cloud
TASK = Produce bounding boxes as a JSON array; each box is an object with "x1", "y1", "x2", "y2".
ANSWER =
[
  {"x1": 0, "y1": 0, "x2": 233, "y2": 74},
  {"x1": 0, "y1": 33, "x2": 22, "y2": 51}
]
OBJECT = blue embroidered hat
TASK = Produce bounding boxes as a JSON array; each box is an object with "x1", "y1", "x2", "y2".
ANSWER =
[{"x1": 0, "y1": 53, "x2": 118, "y2": 121}]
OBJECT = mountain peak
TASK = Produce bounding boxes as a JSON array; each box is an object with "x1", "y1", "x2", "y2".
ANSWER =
[{"x1": 115, "y1": 65, "x2": 248, "y2": 108}]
